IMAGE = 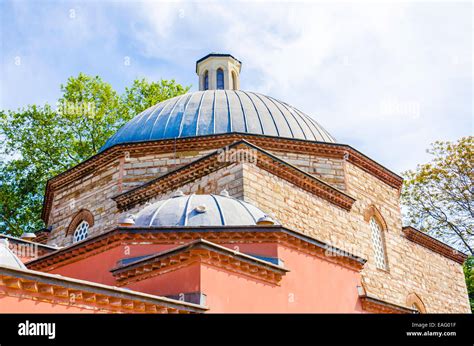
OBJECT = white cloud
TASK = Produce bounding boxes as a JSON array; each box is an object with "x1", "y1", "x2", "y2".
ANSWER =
[
  {"x1": 129, "y1": 1, "x2": 472, "y2": 173},
  {"x1": 2, "y1": 0, "x2": 471, "y2": 174}
]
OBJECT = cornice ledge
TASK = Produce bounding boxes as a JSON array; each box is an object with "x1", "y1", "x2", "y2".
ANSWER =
[
  {"x1": 41, "y1": 133, "x2": 403, "y2": 224},
  {"x1": 113, "y1": 140, "x2": 356, "y2": 212},
  {"x1": 402, "y1": 226, "x2": 468, "y2": 264}
]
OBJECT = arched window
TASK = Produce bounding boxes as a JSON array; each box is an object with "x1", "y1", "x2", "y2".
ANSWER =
[
  {"x1": 369, "y1": 217, "x2": 388, "y2": 270},
  {"x1": 67, "y1": 209, "x2": 94, "y2": 243},
  {"x1": 406, "y1": 293, "x2": 426, "y2": 313},
  {"x1": 73, "y1": 220, "x2": 89, "y2": 243},
  {"x1": 204, "y1": 71, "x2": 209, "y2": 90},
  {"x1": 216, "y1": 68, "x2": 224, "y2": 90},
  {"x1": 363, "y1": 204, "x2": 389, "y2": 270},
  {"x1": 232, "y1": 71, "x2": 237, "y2": 90}
]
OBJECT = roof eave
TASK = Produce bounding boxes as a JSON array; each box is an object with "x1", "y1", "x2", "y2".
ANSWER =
[{"x1": 195, "y1": 53, "x2": 242, "y2": 73}]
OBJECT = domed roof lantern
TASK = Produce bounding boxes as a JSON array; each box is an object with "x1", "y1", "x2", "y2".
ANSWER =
[
  {"x1": 20, "y1": 232, "x2": 37, "y2": 241},
  {"x1": 196, "y1": 53, "x2": 242, "y2": 91},
  {"x1": 172, "y1": 189, "x2": 185, "y2": 198},
  {"x1": 119, "y1": 214, "x2": 136, "y2": 227},
  {"x1": 99, "y1": 54, "x2": 336, "y2": 152},
  {"x1": 256, "y1": 215, "x2": 276, "y2": 226}
]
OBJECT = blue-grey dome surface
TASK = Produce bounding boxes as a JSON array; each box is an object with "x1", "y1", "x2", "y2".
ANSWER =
[
  {"x1": 134, "y1": 194, "x2": 277, "y2": 227},
  {"x1": 101, "y1": 90, "x2": 335, "y2": 151}
]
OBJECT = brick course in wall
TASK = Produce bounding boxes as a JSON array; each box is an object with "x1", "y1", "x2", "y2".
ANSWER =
[
  {"x1": 125, "y1": 163, "x2": 245, "y2": 218},
  {"x1": 121, "y1": 150, "x2": 214, "y2": 190},
  {"x1": 268, "y1": 151, "x2": 346, "y2": 191},
  {"x1": 239, "y1": 161, "x2": 470, "y2": 313}
]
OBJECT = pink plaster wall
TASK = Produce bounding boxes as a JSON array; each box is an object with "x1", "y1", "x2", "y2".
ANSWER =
[
  {"x1": 46, "y1": 243, "x2": 177, "y2": 285},
  {"x1": 200, "y1": 244, "x2": 363, "y2": 312}
]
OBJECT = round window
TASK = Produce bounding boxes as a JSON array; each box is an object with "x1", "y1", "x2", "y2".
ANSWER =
[{"x1": 73, "y1": 220, "x2": 89, "y2": 243}]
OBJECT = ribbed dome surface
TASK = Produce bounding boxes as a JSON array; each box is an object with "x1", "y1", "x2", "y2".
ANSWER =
[
  {"x1": 134, "y1": 194, "x2": 277, "y2": 227},
  {"x1": 0, "y1": 239, "x2": 27, "y2": 270},
  {"x1": 101, "y1": 90, "x2": 335, "y2": 151}
]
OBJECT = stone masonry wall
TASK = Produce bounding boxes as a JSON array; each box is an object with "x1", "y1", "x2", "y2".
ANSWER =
[
  {"x1": 344, "y1": 162, "x2": 470, "y2": 313},
  {"x1": 268, "y1": 151, "x2": 346, "y2": 191},
  {"x1": 48, "y1": 149, "x2": 228, "y2": 246},
  {"x1": 125, "y1": 163, "x2": 245, "y2": 218},
  {"x1": 47, "y1": 161, "x2": 121, "y2": 247},
  {"x1": 121, "y1": 149, "x2": 214, "y2": 190},
  {"x1": 45, "y1": 146, "x2": 470, "y2": 313},
  {"x1": 239, "y1": 161, "x2": 470, "y2": 313},
  {"x1": 48, "y1": 147, "x2": 344, "y2": 247}
]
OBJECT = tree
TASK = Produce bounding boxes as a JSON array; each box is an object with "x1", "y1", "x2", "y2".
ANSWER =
[
  {"x1": 402, "y1": 136, "x2": 473, "y2": 311},
  {"x1": 0, "y1": 159, "x2": 45, "y2": 236},
  {"x1": 464, "y1": 256, "x2": 474, "y2": 311},
  {"x1": 402, "y1": 136, "x2": 473, "y2": 255},
  {"x1": 121, "y1": 78, "x2": 190, "y2": 119},
  {"x1": 0, "y1": 74, "x2": 190, "y2": 236}
]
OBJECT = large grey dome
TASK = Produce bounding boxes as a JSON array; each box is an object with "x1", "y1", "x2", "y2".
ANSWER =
[
  {"x1": 100, "y1": 90, "x2": 335, "y2": 151},
  {"x1": 134, "y1": 193, "x2": 278, "y2": 227}
]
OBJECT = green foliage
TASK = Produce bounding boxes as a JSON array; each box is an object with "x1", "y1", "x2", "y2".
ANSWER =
[
  {"x1": 464, "y1": 256, "x2": 474, "y2": 312},
  {"x1": 121, "y1": 78, "x2": 190, "y2": 118},
  {"x1": 0, "y1": 159, "x2": 45, "y2": 236},
  {"x1": 401, "y1": 136, "x2": 473, "y2": 311},
  {"x1": 58, "y1": 73, "x2": 123, "y2": 156},
  {"x1": 0, "y1": 74, "x2": 190, "y2": 236},
  {"x1": 401, "y1": 136, "x2": 473, "y2": 255}
]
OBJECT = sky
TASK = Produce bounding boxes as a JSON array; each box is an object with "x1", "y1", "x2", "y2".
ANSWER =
[{"x1": 0, "y1": 0, "x2": 472, "y2": 174}]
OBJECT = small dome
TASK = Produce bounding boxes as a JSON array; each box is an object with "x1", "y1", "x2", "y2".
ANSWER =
[
  {"x1": 0, "y1": 239, "x2": 27, "y2": 270},
  {"x1": 100, "y1": 90, "x2": 335, "y2": 151},
  {"x1": 134, "y1": 194, "x2": 278, "y2": 227}
]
